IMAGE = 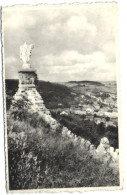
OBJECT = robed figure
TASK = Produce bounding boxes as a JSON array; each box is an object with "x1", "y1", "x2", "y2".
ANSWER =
[{"x1": 20, "y1": 42, "x2": 34, "y2": 67}]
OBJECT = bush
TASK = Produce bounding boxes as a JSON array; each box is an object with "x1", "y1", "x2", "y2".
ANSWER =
[
  {"x1": 7, "y1": 110, "x2": 119, "y2": 190},
  {"x1": 51, "y1": 111, "x2": 118, "y2": 149}
]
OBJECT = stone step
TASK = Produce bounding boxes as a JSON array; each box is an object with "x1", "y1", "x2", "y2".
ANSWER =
[{"x1": 27, "y1": 92, "x2": 42, "y2": 98}]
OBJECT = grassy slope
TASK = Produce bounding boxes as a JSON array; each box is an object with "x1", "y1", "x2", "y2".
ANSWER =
[
  {"x1": 6, "y1": 80, "x2": 119, "y2": 189},
  {"x1": 7, "y1": 111, "x2": 119, "y2": 190}
]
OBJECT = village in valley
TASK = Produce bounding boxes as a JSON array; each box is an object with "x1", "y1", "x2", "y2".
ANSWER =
[{"x1": 58, "y1": 81, "x2": 118, "y2": 127}]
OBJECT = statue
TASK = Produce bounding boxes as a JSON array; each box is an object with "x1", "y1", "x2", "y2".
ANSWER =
[{"x1": 20, "y1": 42, "x2": 34, "y2": 68}]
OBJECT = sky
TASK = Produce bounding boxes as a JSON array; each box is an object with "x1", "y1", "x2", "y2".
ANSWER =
[{"x1": 2, "y1": 3, "x2": 118, "y2": 82}]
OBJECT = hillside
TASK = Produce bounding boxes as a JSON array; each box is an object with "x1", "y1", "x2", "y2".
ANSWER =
[
  {"x1": 68, "y1": 80, "x2": 104, "y2": 85},
  {"x1": 5, "y1": 79, "x2": 74, "y2": 110},
  {"x1": 36, "y1": 80, "x2": 73, "y2": 109},
  {"x1": 6, "y1": 78, "x2": 119, "y2": 190},
  {"x1": 7, "y1": 109, "x2": 119, "y2": 190}
]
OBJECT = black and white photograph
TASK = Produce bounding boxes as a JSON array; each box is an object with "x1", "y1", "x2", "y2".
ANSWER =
[{"x1": 2, "y1": 3, "x2": 122, "y2": 192}]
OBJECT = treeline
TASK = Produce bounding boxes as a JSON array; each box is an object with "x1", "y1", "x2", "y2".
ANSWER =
[
  {"x1": 68, "y1": 80, "x2": 103, "y2": 86},
  {"x1": 51, "y1": 111, "x2": 119, "y2": 149}
]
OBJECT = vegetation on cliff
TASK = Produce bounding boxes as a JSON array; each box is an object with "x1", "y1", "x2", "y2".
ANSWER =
[
  {"x1": 51, "y1": 111, "x2": 119, "y2": 149},
  {"x1": 7, "y1": 105, "x2": 119, "y2": 190}
]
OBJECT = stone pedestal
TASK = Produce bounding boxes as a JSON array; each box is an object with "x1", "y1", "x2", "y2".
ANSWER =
[
  {"x1": 12, "y1": 42, "x2": 59, "y2": 130},
  {"x1": 13, "y1": 68, "x2": 50, "y2": 115},
  {"x1": 22, "y1": 63, "x2": 31, "y2": 69}
]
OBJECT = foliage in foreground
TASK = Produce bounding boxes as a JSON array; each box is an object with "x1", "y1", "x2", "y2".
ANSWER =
[{"x1": 7, "y1": 110, "x2": 119, "y2": 190}]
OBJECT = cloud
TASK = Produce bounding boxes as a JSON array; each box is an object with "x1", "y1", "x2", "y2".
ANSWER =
[
  {"x1": 66, "y1": 16, "x2": 97, "y2": 36},
  {"x1": 4, "y1": 56, "x2": 17, "y2": 64},
  {"x1": 41, "y1": 50, "x2": 105, "y2": 67},
  {"x1": 2, "y1": 4, "x2": 118, "y2": 81},
  {"x1": 36, "y1": 50, "x2": 116, "y2": 82},
  {"x1": 4, "y1": 56, "x2": 18, "y2": 79},
  {"x1": 3, "y1": 11, "x2": 36, "y2": 30}
]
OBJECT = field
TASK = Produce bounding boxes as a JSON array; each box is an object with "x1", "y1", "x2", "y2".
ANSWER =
[{"x1": 64, "y1": 81, "x2": 117, "y2": 96}]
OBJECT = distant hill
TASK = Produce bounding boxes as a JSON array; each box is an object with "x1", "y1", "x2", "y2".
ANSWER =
[
  {"x1": 36, "y1": 80, "x2": 73, "y2": 109},
  {"x1": 68, "y1": 80, "x2": 103, "y2": 85},
  {"x1": 5, "y1": 79, "x2": 74, "y2": 110}
]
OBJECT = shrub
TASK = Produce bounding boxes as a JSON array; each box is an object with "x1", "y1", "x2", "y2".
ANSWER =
[
  {"x1": 51, "y1": 112, "x2": 118, "y2": 149},
  {"x1": 7, "y1": 111, "x2": 119, "y2": 190}
]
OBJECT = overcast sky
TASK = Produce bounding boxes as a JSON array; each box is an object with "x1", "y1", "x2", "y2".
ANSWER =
[{"x1": 2, "y1": 3, "x2": 118, "y2": 82}]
